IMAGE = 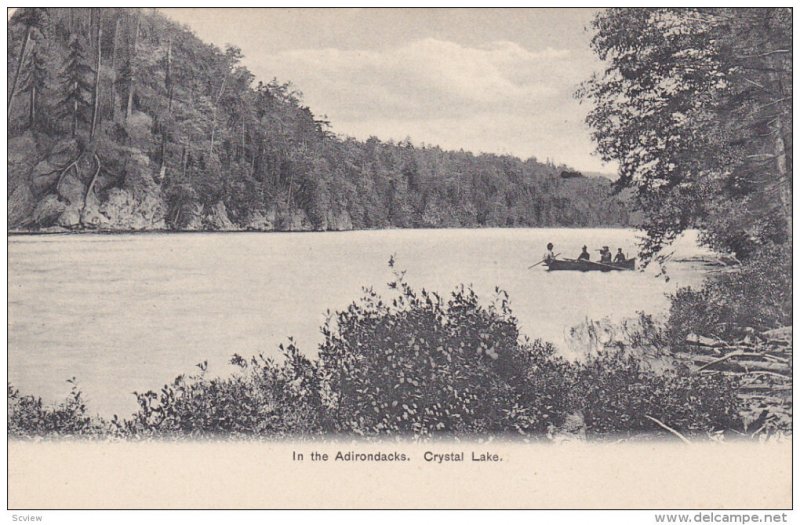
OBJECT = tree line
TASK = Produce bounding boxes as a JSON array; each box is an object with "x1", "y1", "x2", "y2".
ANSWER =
[{"x1": 7, "y1": 7, "x2": 637, "y2": 231}]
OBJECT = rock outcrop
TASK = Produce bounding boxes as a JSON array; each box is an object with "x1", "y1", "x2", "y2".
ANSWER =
[
  {"x1": 11, "y1": 136, "x2": 369, "y2": 233},
  {"x1": 97, "y1": 188, "x2": 167, "y2": 230},
  {"x1": 322, "y1": 209, "x2": 354, "y2": 231},
  {"x1": 244, "y1": 209, "x2": 276, "y2": 231},
  {"x1": 31, "y1": 194, "x2": 67, "y2": 226},
  {"x1": 204, "y1": 202, "x2": 237, "y2": 231},
  {"x1": 8, "y1": 184, "x2": 36, "y2": 227},
  {"x1": 8, "y1": 133, "x2": 38, "y2": 198}
]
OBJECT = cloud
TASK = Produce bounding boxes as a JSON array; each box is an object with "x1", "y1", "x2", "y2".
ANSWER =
[
  {"x1": 247, "y1": 37, "x2": 612, "y2": 172},
  {"x1": 260, "y1": 38, "x2": 578, "y2": 117}
]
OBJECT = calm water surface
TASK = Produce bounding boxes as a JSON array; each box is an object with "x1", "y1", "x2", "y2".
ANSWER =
[{"x1": 9, "y1": 228, "x2": 712, "y2": 417}]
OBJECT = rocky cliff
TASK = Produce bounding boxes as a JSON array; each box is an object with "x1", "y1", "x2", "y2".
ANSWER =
[{"x1": 8, "y1": 8, "x2": 637, "y2": 233}]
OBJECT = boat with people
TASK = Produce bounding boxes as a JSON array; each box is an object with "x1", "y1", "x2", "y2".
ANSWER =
[
  {"x1": 531, "y1": 242, "x2": 636, "y2": 272},
  {"x1": 545, "y1": 257, "x2": 635, "y2": 272}
]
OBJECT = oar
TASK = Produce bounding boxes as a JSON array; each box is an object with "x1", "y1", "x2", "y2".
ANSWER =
[{"x1": 528, "y1": 253, "x2": 561, "y2": 269}]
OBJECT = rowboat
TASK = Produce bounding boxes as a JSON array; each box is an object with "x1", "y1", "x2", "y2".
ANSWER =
[{"x1": 545, "y1": 258, "x2": 636, "y2": 272}]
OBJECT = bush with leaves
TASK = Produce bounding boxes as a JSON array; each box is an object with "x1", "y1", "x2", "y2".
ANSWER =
[
  {"x1": 573, "y1": 351, "x2": 741, "y2": 436},
  {"x1": 666, "y1": 244, "x2": 792, "y2": 346},
  {"x1": 315, "y1": 261, "x2": 575, "y2": 437},
  {"x1": 112, "y1": 346, "x2": 322, "y2": 438},
  {"x1": 8, "y1": 379, "x2": 107, "y2": 438},
  {"x1": 311, "y1": 260, "x2": 741, "y2": 438},
  {"x1": 8, "y1": 261, "x2": 748, "y2": 440}
]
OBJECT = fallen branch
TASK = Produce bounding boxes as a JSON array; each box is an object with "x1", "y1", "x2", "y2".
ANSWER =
[
  {"x1": 736, "y1": 49, "x2": 791, "y2": 59},
  {"x1": 762, "y1": 326, "x2": 792, "y2": 340},
  {"x1": 678, "y1": 350, "x2": 791, "y2": 375},
  {"x1": 679, "y1": 350, "x2": 775, "y2": 365},
  {"x1": 761, "y1": 353, "x2": 790, "y2": 364},
  {"x1": 644, "y1": 415, "x2": 691, "y2": 445},
  {"x1": 695, "y1": 350, "x2": 749, "y2": 372},
  {"x1": 738, "y1": 383, "x2": 792, "y2": 392},
  {"x1": 730, "y1": 360, "x2": 792, "y2": 374},
  {"x1": 740, "y1": 369, "x2": 793, "y2": 380},
  {"x1": 685, "y1": 333, "x2": 727, "y2": 348}
]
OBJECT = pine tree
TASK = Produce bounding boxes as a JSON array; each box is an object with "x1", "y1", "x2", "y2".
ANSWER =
[
  {"x1": 21, "y1": 39, "x2": 49, "y2": 130},
  {"x1": 7, "y1": 8, "x2": 47, "y2": 120},
  {"x1": 58, "y1": 33, "x2": 94, "y2": 137}
]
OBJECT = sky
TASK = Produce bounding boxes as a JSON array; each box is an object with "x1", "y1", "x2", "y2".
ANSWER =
[{"x1": 161, "y1": 8, "x2": 616, "y2": 174}]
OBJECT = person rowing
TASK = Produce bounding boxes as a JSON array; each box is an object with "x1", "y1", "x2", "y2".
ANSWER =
[
  {"x1": 614, "y1": 248, "x2": 627, "y2": 263},
  {"x1": 578, "y1": 245, "x2": 590, "y2": 261},
  {"x1": 543, "y1": 242, "x2": 556, "y2": 264},
  {"x1": 528, "y1": 243, "x2": 561, "y2": 268}
]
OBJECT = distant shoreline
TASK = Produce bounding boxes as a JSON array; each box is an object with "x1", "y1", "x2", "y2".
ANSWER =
[{"x1": 7, "y1": 225, "x2": 641, "y2": 237}]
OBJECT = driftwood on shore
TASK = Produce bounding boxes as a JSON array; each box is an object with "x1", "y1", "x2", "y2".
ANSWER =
[{"x1": 679, "y1": 326, "x2": 792, "y2": 435}]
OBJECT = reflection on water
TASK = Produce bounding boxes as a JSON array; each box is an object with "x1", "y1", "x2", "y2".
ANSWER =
[{"x1": 8, "y1": 228, "x2": 712, "y2": 417}]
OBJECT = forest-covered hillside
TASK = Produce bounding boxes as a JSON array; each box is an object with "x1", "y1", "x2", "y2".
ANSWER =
[{"x1": 7, "y1": 8, "x2": 637, "y2": 232}]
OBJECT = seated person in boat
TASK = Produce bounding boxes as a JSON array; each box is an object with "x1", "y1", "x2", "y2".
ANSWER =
[
  {"x1": 578, "y1": 245, "x2": 590, "y2": 261},
  {"x1": 599, "y1": 246, "x2": 612, "y2": 263},
  {"x1": 614, "y1": 248, "x2": 627, "y2": 263},
  {"x1": 543, "y1": 242, "x2": 556, "y2": 263}
]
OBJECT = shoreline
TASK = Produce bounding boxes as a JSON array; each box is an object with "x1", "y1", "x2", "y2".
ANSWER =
[{"x1": 7, "y1": 224, "x2": 644, "y2": 236}]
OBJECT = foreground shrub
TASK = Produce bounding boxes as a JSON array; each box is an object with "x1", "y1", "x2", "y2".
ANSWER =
[
  {"x1": 315, "y1": 263, "x2": 576, "y2": 436},
  {"x1": 8, "y1": 261, "x2": 748, "y2": 440},
  {"x1": 666, "y1": 244, "x2": 792, "y2": 346},
  {"x1": 574, "y1": 351, "x2": 741, "y2": 435},
  {"x1": 8, "y1": 380, "x2": 107, "y2": 438},
  {"x1": 111, "y1": 345, "x2": 323, "y2": 438}
]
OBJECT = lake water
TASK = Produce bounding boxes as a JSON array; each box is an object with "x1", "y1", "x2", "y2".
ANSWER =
[{"x1": 8, "y1": 228, "x2": 713, "y2": 418}]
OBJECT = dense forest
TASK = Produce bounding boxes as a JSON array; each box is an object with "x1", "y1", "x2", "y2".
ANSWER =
[{"x1": 7, "y1": 7, "x2": 637, "y2": 232}]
